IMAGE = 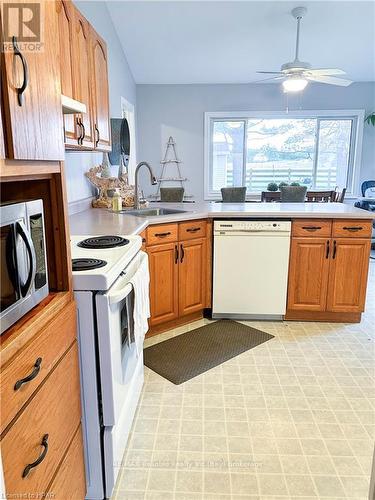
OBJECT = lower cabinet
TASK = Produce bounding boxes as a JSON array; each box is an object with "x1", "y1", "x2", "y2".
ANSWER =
[
  {"x1": 148, "y1": 242, "x2": 179, "y2": 325},
  {"x1": 145, "y1": 220, "x2": 211, "y2": 332},
  {"x1": 326, "y1": 238, "x2": 371, "y2": 313},
  {"x1": 286, "y1": 219, "x2": 372, "y2": 321},
  {"x1": 179, "y1": 238, "x2": 207, "y2": 316},
  {"x1": 1, "y1": 300, "x2": 86, "y2": 498}
]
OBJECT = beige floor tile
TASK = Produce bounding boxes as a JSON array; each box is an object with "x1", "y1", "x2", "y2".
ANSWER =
[
  {"x1": 341, "y1": 475, "x2": 370, "y2": 497},
  {"x1": 147, "y1": 469, "x2": 176, "y2": 491},
  {"x1": 175, "y1": 470, "x2": 203, "y2": 493},
  {"x1": 230, "y1": 472, "x2": 258, "y2": 495},
  {"x1": 312, "y1": 475, "x2": 346, "y2": 497},
  {"x1": 280, "y1": 454, "x2": 310, "y2": 475},
  {"x1": 258, "y1": 473, "x2": 288, "y2": 496},
  {"x1": 285, "y1": 475, "x2": 318, "y2": 496},
  {"x1": 306, "y1": 456, "x2": 336, "y2": 475},
  {"x1": 203, "y1": 471, "x2": 231, "y2": 494},
  {"x1": 331, "y1": 455, "x2": 364, "y2": 476}
]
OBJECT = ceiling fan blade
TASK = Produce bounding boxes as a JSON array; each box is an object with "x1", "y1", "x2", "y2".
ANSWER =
[
  {"x1": 307, "y1": 75, "x2": 353, "y2": 86},
  {"x1": 307, "y1": 68, "x2": 346, "y2": 76},
  {"x1": 256, "y1": 71, "x2": 284, "y2": 75},
  {"x1": 254, "y1": 76, "x2": 285, "y2": 83}
]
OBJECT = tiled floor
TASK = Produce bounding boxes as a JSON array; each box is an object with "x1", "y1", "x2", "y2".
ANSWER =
[{"x1": 113, "y1": 261, "x2": 374, "y2": 499}]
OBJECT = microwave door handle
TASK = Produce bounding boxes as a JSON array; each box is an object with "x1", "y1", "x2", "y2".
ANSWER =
[
  {"x1": 5, "y1": 226, "x2": 20, "y2": 293},
  {"x1": 16, "y1": 221, "x2": 36, "y2": 297}
]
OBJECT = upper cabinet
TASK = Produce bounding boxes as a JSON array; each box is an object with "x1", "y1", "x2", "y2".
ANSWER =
[
  {"x1": 1, "y1": 0, "x2": 65, "y2": 160},
  {"x1": 57, "y1": 1, "x2": 110, "y2": 152},
  {"x1": 90, "y1": 27, "x2": 111, "y2": 151}
]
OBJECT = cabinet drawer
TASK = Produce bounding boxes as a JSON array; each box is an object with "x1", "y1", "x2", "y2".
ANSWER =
[
  {"x1": 179, "y1": 220, "x2": 207, "y2": 241},
  {"x1": 2, "y1": 343, "x2": 81, "y2": 497},
  {"x1": 1, "y1": 301, "x2": 76, "y2": 433},
  {"x1": 292, "y1": 220, "x2": 332, "y2": 237},
  {"x1": 48, "y1": 425, "x2": 86, "y2": 499},
  {"x1": 147, "y1": 223, "x2": 178, "y2": 245},
  {"x1": 332, "y1": 220, "x2": 372, "y2": 238}
]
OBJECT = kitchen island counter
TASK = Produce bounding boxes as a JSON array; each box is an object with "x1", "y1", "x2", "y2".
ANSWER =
[{"x1": 69, "y1": 201, "x2": 374, "y2": 236}]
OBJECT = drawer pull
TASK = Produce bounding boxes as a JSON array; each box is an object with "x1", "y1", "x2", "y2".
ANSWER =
[
  {"x1": 154, "y1": 232, "x2": 171, "y2": 238},
  {"x1": 14, "y1": 358, "x2": 42, "y2": 391},
  {"x1": 332, "y1": 240, "x2": 337, "y2": 259},
  {"x1": 302, "y1": 226, "x2": 322, "y2": 231},
  {"x1": 142, "y1": 238, "x2": 146, "y2": 244},
  {"x1": 186, "y1": 227, "x2": 201, "y2": 233},
  {"x1": 22, "y1": 434, "x2": 49, "y2": 478},
  {"x1": 342, "y1": 226, "x2": 363, "y2": 232}
]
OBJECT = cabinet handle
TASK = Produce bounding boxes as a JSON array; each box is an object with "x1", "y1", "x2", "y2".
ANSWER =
[
  {"x1": 302, "y1": 226, "x2": 322, "y2": 231},
  {"x1": 180, "y1": 244, "x2": 185, "y2": 263},
  {"x1": 342, "y1": 226, "x2": 363, "y2": 232},
  {"x1": 22, "y1": 434, "x2": 49, "y2": 478},
  {"x1": 174, "y1": 245, "x2": 179, "y2": 264},
  {"x1": 76, "y1": 117, "x2": 83, "y2": 144},
  {"x1": 154, "y1": 232, "x2": 171, "y2": 238},
  {"x1": 332, "y1": 240, "x2": 337, "y2": 259},
  {"x1": 80, "y1": 120, "x2": 86, "y2": 143},
  {"x1": 14, "y1": 357, "x2": 42, "y2": 390},
  {"x1": 325, "y1": 240, "x2": 330, "y2": 259},
  {"x1": 186, "y1": 227, "x2": 201, "y2": 233},
  {"x1": 12, "y1": 36, "x2": 28, "y2": 106},
  {"x1": 142, "y1": 238, "x2": 146, "y2": 244},
  {"x1": 95, "y1": 124, "x2": 100, "y2": 146}
]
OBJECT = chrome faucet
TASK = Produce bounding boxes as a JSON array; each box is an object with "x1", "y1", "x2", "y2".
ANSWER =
[{"x1": 134, "y1": 162, "x2": 158, "y2": 209}]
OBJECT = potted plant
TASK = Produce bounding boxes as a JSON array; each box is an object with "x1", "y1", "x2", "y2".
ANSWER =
[
  {"x1": 267, "y1": 182, "x2": 279, "y2": 192},
  {"x1": 365, "y1": 112, "x2": 375, "y2": 126}
]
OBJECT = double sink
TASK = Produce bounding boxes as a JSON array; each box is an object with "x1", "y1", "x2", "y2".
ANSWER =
[{"x1": 120, "y1": 208, "x2": 187, "y2": 218}]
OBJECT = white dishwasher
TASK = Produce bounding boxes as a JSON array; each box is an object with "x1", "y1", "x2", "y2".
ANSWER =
[{"x1": 213, "y1": 220, "x2": 291, "y2": 320}]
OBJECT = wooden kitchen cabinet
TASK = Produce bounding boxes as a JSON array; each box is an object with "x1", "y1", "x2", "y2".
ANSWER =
[
  {"x1": 179, "y1": 238, "x2": 207, "y2": 316},
  {"x1": 148, "y1": 242, "x2": 179, "y2": 325},
  {"x1": 286, "y1": 219, "x2": 371, "y2": 322},
  {"x1": 1, "y1": 0, "x2": 65, "y2": 160},
  {"x1": 90, "y1": 26, "x2": 111, "y2": 151},
  {"x1": 326, "y1": 238, "x2": 371, "y2": 313},
  {"x1": 72, "y1": 8, "x2": 95, "y2": 149},
  {"x1": 56, "y1": 0, "x2": 80, "y2": 147},
  {"x1": 287, "y1": 237, "x2": 330, "y2": 312}
]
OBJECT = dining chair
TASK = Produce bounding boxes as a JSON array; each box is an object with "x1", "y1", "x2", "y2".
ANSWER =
[
  {"x1": 221, "y1": 187, "x2": 247, "y2": 202},
  {"x1": 261, "y1": 191, "x2": 281, "y2": 202},
  {"x1": 306, "y1": 190, "x2": 336, "y2": 202}
]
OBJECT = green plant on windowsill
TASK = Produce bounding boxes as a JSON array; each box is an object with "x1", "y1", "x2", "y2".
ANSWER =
[{"x1": 365, "y1": 112, "x2": 375, "y2": 126}]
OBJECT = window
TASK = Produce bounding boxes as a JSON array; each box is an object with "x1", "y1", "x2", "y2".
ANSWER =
[{"x1": 205, "y1": 111, "x2": 364, "y2": 199}]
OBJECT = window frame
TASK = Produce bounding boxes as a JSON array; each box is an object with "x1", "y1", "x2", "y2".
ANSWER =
[{"x1": 204, "y1": 109, "x2": 365, "y2": 200}]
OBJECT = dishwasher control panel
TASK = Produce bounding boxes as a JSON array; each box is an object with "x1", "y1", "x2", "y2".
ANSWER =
[{"x1": 214, "y1": 220, "x2": 291, "y2": 233}]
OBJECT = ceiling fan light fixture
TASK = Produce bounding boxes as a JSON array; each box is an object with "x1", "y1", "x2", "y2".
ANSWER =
[{"x1": 282, "y1": 77, "x2": 308, "y2": 93}]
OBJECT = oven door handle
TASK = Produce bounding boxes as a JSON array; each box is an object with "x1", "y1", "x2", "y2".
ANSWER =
[
  {"x1": 16, "y1": 221, "x2": 36, "y2": 297},
  {"x1": 108, "y1": 280, "x2": 133, "y2": 305}
]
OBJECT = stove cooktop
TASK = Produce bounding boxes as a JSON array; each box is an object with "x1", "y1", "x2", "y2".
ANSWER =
[
  {"x1": 72, "y1": 258, "x2": 107, "y2": 271},
  {"x1": 71, "y1": 234, "x2": 142, "y2": 291},
  {"x1": 77, "y1": 235, "x2": 129, "y2": 249}
]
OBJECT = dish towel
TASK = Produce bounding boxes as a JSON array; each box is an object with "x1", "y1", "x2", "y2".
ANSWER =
[{"x1": 129, "y1": 252, "x2": 150, "y2": 355}]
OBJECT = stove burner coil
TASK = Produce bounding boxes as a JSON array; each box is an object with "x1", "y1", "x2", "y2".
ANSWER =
[
  {"x1": 77, "y1": 235, "x2": 129, "y2": 249},
  {"x1": 72, "y1": 258, "x2": 107, "y2": 271}
]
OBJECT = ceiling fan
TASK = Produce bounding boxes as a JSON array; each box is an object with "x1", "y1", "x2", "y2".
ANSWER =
[{"x1": 256, "y1": 6, "x2": 353, "y2": 92}]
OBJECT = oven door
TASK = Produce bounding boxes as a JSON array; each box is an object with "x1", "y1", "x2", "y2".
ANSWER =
[{"x1": 95, "y1": 251, "x2": 146, "y2": 497}]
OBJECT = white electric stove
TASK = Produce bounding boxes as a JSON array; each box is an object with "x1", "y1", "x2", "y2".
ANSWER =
[{"x1": 71, "y1": 234, "x2": 147, "y2": 500}]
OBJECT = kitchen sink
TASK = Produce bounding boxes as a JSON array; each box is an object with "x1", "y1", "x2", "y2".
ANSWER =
[{"x1": 122, "y1": 208, "x2": 187, "y2": 217}]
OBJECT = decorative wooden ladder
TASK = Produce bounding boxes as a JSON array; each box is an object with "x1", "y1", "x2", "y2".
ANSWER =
[{"x1": 149, "y1": 136, "x2": 193, "y2": 201}]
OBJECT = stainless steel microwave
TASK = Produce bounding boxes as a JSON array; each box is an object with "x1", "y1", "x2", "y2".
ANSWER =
[{"x1": 1, "y1": 200, "x2": 49, "y2": 334}]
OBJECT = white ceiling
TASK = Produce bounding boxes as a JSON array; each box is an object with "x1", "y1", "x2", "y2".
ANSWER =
[{"x1": 107, "y1": 1, "x2": 375, "y2": 84}]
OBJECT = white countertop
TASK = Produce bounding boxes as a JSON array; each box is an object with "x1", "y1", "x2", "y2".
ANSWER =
[{"x1": 69, "y1": 201, "x2": 374, "y2": 236}]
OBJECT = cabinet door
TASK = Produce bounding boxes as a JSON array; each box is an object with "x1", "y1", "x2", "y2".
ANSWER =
[
  {"x1": 147, "y1": 243, "x2": 179, "y2": 325},
  {"x1": 90, "y1": 27, "x2": 111, "y2": 151},
  {"x1": 73, "y1": 10, "x2": 94, "y2": 149},
  {"x1": 287, "y1": 237, "x2": 330, "y2": 311},
  {"x1": 327, "y1": 238, "x2": 371, "y2": 313},
  {"x1": 179, "y1": 238, "x2": 207, "y2": 316},
  {"x1": 1, "y1": 0, "x2": 64, "y2": 160},
  {"x1": 56, "y1": 0, "x2": 80, "y2": 147},
  {"x1": 0, "y1": 97, "x2": 5, "y2": 159}
]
